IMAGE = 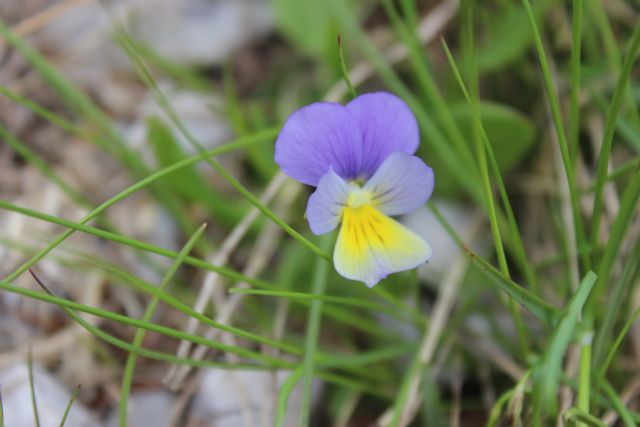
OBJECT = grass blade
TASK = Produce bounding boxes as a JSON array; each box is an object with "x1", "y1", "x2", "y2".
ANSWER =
[
  {"x1": 569, "y1": 0, "x2": 583, "y2": 162},
  {"x1": 275, "y1": 366, "x2": 304, "y2": 427},
  {"x1": 590, "y1": 23, "x2": 640, "y2": 248},
  {"x1": 299, "y1": 235, "x2": 332, "y2": 426},
  {"x1": 532, "y1": 271, "x2": 597, "y2": 420},
  {"x1": 590, "y1": 165, "x2": 640, "y2": 308},
  {"x1": 59, "y1": 385, "x2": 80, "y2": 427},
  {"x1": 119, "y1": 224, "x2": 206, "y2": 426},
  {"x1": 27, "y1": 347, "x2": 41, "y2": 427},
  {"x1": 520, "y1": 0, "x2": 590, "y2": 273},
  {"x1": 24, "y1": 271, "x2": 292, "y2": 366},
  {"x1": 1, "y1": 128, "x2": 277, "y2": 285}
]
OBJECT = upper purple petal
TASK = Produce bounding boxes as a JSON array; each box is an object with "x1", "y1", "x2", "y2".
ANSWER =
[
  {"x1": 306, "y1": 168, "x2": 351, "y2": 235},
  {"x1": 346, "y1": 92, "x2": 419, "y2": 178},
  {"x1": 275, "y1": 102, "x2": 363, "y2": 186},
  {"x1": 363, "y1": 152, "x2": 434, "y2": 216}
]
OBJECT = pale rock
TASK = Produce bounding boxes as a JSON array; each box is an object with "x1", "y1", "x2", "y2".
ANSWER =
[
  {"x1": 189, "y1": 369, "x2": 320, "y2": 427},
  {"x1": 0, "y1": 363, "x2": 100, "y2": 427},
  {"x1": 105, "y1": 390, "x2": 175, "y2": 427},
  {"x1": 403, "y1": 199, "x2": 485, "y2": 283}
]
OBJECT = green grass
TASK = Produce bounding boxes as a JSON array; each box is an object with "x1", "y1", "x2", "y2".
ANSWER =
[{"x1": 1, "y1": 1, "x2": 640, "y2": 425}]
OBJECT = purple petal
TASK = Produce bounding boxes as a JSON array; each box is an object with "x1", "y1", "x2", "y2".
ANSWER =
[
  {"x1": 364, "y1": 152, "x2": 434, "y2": 216},
  {"x1": 346, "y1": 92, "x2": 419, "y2": 178},
  {"x1": 275, "y1": 102, "x2": 363, "y2": 186},
  {"x1": 306, "y1": 169, "x2": 351, "y2": 235}
]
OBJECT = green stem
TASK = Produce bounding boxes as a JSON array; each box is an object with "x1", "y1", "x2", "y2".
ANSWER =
[
  {"x1": 119, "y1": 224, "x2": 206, "y2": 427},
  {"x1": 577, "y1": 330, "x2": 594, "y2": 425},
  {"x1": 521, "y1": 0, "x2": 591, "y2": 273},
  {"x1": 299, "y1": 235, "x2": 333, "y2": 426},
  {"x1": 589, "y1": 23, "x2": 640, "y2": 250},
  {"x1": 2, "y1": 129, "x2": 276, "y2": 285},
  {"x1": 569, "y1": 0, "x2": 583, "y2": 162}
]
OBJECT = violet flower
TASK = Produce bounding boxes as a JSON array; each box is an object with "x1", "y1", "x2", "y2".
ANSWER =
[{"x1": 275, "y1": 92, "x2": 434, "y2": 287}]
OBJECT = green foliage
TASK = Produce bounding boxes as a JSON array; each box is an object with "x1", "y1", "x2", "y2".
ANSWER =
[
  {"x1": 433, "y1": 101, "x2": 536, "y2": 196},
  {"x1": 273, "y1": 0, "x2": 338, "y2": 59},
  {"x1": 532, "y1": 271, "x2": 596, "y2": 419},
  {"x1": 146, "y1": 117, "x2": 248, "y2": 226},
  {"x1": 1, "y1": 1, "x2": 640, "y2": 425}
]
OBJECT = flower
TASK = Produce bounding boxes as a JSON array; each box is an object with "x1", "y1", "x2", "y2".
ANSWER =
[{"x1": 275, "y1": 92, "x2": 434, "y2": 287}]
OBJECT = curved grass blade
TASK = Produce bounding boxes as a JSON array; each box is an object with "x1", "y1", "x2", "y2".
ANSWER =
[
  {"x1": 532, "y1": 271, "x2": 597, "y2": 421},
  {"x1": 119, "y1": 224, "x2": 206, "y2": 427},
  {"x1": 520, "y1": 0, "x2": 590, "y2": 273},
  {"x1": 275, "y1": 365, "x2": 304, "y2": 427},
  {"x1": 227, "y1": 288, "x2": 423, "y2": 324},
  {"x1": 569, "y1": 0, "x2": 583, "y2": 162},
  {"x1": 563, "y1": 408, "x2": 607, "y2": 427},
  {"x1": 590, "y1": 23, "x2": 640, "y2": 248},
  {"x1": 109, "y1": 22, "x2": 330, "y2": 262},
  {"x1": 440, "y1": 36, "x2": 538, "y2": 293},
  {"x1": 59, "y1": 385, "x2": 80, "y2": 427},
  {"x1": 590, "y1": 166, "x2": 640, "y2": 308},
  {"x1": 18, "y1": 272, "x2": 296, "y2": 362},
  {"x1": 1, "y1": 128, "x2": 277, "y2": 285}
]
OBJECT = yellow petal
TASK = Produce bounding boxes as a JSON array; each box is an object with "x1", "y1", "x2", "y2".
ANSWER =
[{"x1": 334, "y1": 204, "x2": 431, "y2": 287}]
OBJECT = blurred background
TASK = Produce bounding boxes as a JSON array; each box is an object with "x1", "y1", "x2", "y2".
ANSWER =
[{"x1": 1, "y1": 0, "x2": 639, "y2": 426}]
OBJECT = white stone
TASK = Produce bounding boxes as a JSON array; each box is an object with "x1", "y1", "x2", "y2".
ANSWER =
[{"x1": 0, "y1": 363, "x2": 100, "y2": 427}]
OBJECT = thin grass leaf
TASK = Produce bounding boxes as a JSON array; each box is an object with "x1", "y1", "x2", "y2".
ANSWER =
[
  {"x1": 0, "y1": 86, "x2": 96, "y2": 141},
  {"x1": 563, "y1": 408, "x2": 608, "y2": 427},
  {"x1": 108, "y1": 23, "x2": 331, "y2": 262},
  {"x1": 24, "y1": 271, "x2": 293, "y2": 366},
  {"x1": 299, "y1": 234, "x2": 332, "y2": 427},
  {"x1": 429, "y1": 202, "x2": 558, "y2": 322},
  {"x1": 325, "y1": 0, "x2": 483, "y2": 202},
  {"x1": 590, "y1": 165, "x2": 640, "y2": 308},
  {"x1": 337, "y1": 34, "x2": 357, "y2": 99},
  {"x1": 59, "y1": 385, "x2": 80, "y2": 427},
  {"x1": 378, "y1": 0, "x2": 480, "y2": 196},
  {"x1": 222, "y1": 67, "x2": 276, "y2": 180},
  {"x1": 0, "y1": 18, "x2": 138, "y2": 168},
  {"x1": 593, "y1": 237, "x2": 640, "y2": 369},
  {"x1": 0, "y1": 199, "x2": 276, "y2": 291},
  {"x1": 590, "y1": 23, "x2": 640, "y2": 248},
  {"x1": 27, "y1": 347, "x2": 41, "y2": 427},
  {"x1": 316, "y1": 343, "x2": 415, "y2": 369},
  {"x1": 420, "y1": 368, "x2": 446, "y2": 427},
  {"x1": 119, "y1": 224, "x2": 206, "y2": 427},
  {"x1": 597, "y1": 289, "x2": 640, "y2": 388},
  {"x1": 440, "y1": 37, "x2": 538, "y2": 293},
  {"x1": 520, "y1": 0, "x2": 590, "y2": 273},
  {"x1": 569, "y1": 0, "x2": 583, "y2": 162},
  {"x1": 532, "y1": 271, "x2": 597, "y2": 420},
  {"x1": 0, "y1": 87, "x2": 203, "y2": 243},
  {"x1": 227, "y1": 289, "x2": 422, "y2": 324},
  {"x1": 275, "y1": 366, "x2": 304, "y2": 427},
  {"x1": 601, "y1": 381, "x2": 638, "y2": 427},
  {"x1": 84, "y1": 249, "x2": 400, "y2": 346},
  {"x1": 146, "y1": 117, "x2": 248, "y2": 226},
  {"x1": 1, "y1": 128, "x2": 277, "y2": 285},
  {"x1": 0, "y1": 203, "x2": 399, "y2": 344},
  {"x1": 487, "y1": 389, "x2": 515, "y2": 427},
  {"x1": 586, "y1": 0, "x2": 640, "y2": 128},
  {"x1": 460, "y1": 1, "x2": 529, "y2": 357},
  {"x1": 0, "y1": 125, "x2": 87, "y2": 207},
  {"x1": 584, "y1": 156, "x2": 640, "y2": 192}
]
